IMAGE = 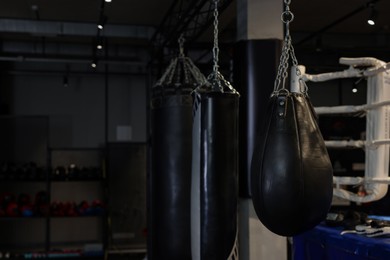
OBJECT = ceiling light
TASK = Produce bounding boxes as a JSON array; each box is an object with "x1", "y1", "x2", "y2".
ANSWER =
[
  {"x1": 97, "y1": 44, "x2": 103, "y2": 50},
  {"x1": 97, "y1": 15, "x2": 107, "y2": 30},
  {"x1": 352, "y1": 87, "x2": 358, "y2": 93},
  {"x1": 315, "y1": 37, "x2": 322, "y2": 52},
  {"x1": 367, "y1": 3, "x2": 377, "y2": 26},
  {"x1": 105, "y1": 0, "x2": 112, "y2": 2},
  {"x1": 91, "y1": 61, "x2": 97, "y2": 68},
  {"x1": 63, "y1": 75, "x2": 69, "y2": 87}
]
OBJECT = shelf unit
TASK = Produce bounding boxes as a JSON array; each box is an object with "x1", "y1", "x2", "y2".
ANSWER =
[
  {"x1": 0, "y1": 115, "x2": 50, "y2": 257},
  {"x1": 0, "y1": 116, "x2": 106, "y2": 258},
  {"x1": 49, "y1": 148, "x2": 107, "y2": 257},
  {"x1": 106, "y1": 142, "x2": 147, "y2": 257},
  {"x1": 0, "y1": 116, "x2": 148, "y2": 259}
]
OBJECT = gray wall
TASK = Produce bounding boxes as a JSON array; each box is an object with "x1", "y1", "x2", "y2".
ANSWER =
[{"x1": 8, "y1": 65, "x2": 147, "y2": 148}]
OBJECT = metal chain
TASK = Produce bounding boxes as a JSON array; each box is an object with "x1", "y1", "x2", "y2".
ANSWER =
[
  {"x1": 178, "y1": 35, "x2": 191, "y2": 85},
  {"x1": 178, "y1": 34, "x2": 185, "y2": 58},
  {"x1": 212, "y1": 0, "x2": 219, "y2": 76},
  {"x1": 200, "y1": 0, "x2": 238, "y2": 94},
  {"x1": 273, "y1": 0, "x2": 302, "y2": 94},
  {"x1": 155, "y1": 41, "x2": 209, "y2": 89},
  {"x1": 186, "y1": 58, "x2": 209, "y2": 87},
  {"x1": 207, "y1": 0, "x2": 223, "y2": 91},
  {"x1": 156, "y1": 57, "x2": 178, "y2": 86}
]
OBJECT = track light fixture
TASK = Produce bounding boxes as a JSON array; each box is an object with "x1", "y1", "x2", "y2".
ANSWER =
[
  {"x1": 63, "y1": 65, "x2": 70, "y2": 87},
  {"x1": 96, "y1": 36, "x2": 104, "y2": 50},
  {"x1": 315, "y1": 37, "x2": 322, "y2": 52},
  {"x1": 97, "y1": 15, "x2": 107, "y2": 30},
  {"x1": 91, "y1": 0, "x2": 112, "y2": 69},
  {"x1": 63, "y1": 75, "x2": 69, "y2": 87},
  {"x1": 367, "y1": 3, "x2": 377, "y2": 26}
]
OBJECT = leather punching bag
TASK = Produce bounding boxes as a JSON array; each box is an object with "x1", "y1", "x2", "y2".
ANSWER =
[
  {"x1": 191, "y1": 79, "x2": 239, "y2": 260},
  {"x1": 251, "y1": 91, "x2": 333, "y2": 236},
  {"x1": 150, "y1": 54, "x2": 208, "y2": 259},
  {"x1": 250, "y1": 0, "x2": 333, "y2": 237}
]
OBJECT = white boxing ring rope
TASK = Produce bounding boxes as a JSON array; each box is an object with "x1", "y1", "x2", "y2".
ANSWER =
[{"x1": 291, "y1": 57, "x2": 390, "y2": 203}]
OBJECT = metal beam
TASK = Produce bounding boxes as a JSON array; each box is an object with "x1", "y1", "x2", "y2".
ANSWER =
[
  {"x1": 0, "y1": 18, "x2": 155, "y2": 39},
  {"x1": 0, "y1": 53, "x2": 143, "y2": 66},
  {"x1": 151, "y1": 0, "x2": 234, "y2": 50}
]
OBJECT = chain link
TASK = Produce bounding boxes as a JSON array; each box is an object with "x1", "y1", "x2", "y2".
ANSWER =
[
  {"x1": 211, "y1": 0, "x2": 221, "y2": 90},
  {"x1": 178, "y1": 34, "x2": 185, "y2": 58},
  {"x1": 274, "y1": 0, "x2": 303, "y2": 94},
  {"x1": 199, "y1": 0, "x2": 238, "y2": 94}
]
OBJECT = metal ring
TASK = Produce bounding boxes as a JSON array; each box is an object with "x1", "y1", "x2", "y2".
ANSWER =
[
  {"x1": 276, "y1": 88, "x2": 290, "y2": 96},
  {"x1": 281, "y1": 10, "x2": 294, "y2": 23}
]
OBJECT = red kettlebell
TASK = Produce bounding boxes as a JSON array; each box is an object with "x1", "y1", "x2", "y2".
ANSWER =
[
  {"x1": 78, "y1": 200, "x2": 89, "y2": 216},
  {"x1": 6, "y1": 202, "x2": 19, "y2": 217}
]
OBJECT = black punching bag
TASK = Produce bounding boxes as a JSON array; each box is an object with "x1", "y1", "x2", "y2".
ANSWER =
[
  {"x1": 251, "y1": 91, "x2": 333, "y2": 236},
  {"x1": 191, "y1": 74, "x2": 240, "y2": 260},
  {"x1": 150, "y1": 53, "x2": 208, "y2": 259},
  {"x1": 250, "y1": 0, "x2": 333, "y2": 236}
]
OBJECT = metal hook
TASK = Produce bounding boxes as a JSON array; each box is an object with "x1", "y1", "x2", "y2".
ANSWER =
[{"x1": 178, "y1": 34, "x2": 185, "y2": 57}]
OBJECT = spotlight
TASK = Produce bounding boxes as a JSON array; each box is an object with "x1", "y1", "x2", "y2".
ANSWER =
[
  {"x1": 97, "y1": 15, "x2": 107, "y2": 30},
  {"x1": 63, "y1": 75, "x2": 69, "y2": 87},
  {"x1": 96, "y1": 37, "x2": 104, "y2": 50},
  {"x1": 367, "y1": 3, "x2": 377, "y2": 26},
  {"x1": 367, "y1": 17, "x2": 375, "y2": 26},
  {"x1": 105, "y1": 0, "x2": 112, "y2": 2},
  {"x1": 352, "y1": 87, "x2": 358, "y2": 93},
  {"x1": 315, "y1": 37, "x2": 322, "y2": 52},
  {"x1": 91, "y1": 61, "x2": 97, "y2": 68}
]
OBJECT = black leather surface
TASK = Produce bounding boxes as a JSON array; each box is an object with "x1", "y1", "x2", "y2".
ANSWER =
[
  {"x1": 234, "y1": 39, "x2": 282, "y2": 198},
  {"x1": 150, "y1": 95, "x2": 193, "y2": 259},
  {"x1": 192, "y1": 92, "x2": 239, "y2": 259},
  {"x1": 251, "y1": 93, "x2": 333, "y2": 236}
]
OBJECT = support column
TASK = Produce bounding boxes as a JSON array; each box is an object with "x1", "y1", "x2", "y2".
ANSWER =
[{"x1": 234, "y1": 0, "x2": 287, "y2": 259}]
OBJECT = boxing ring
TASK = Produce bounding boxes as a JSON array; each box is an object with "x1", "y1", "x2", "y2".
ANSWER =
[{"x1": 293, "y1": 57, "x2": 390, "y2": 203}]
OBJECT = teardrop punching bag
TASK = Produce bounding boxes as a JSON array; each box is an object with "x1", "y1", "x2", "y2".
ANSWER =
[
  {"x1": 251, "y1": 91, "x2": 333, "y2": 236},
  {"x1": 150, "y1": 39, "x2": 208, "y2": 260},
  {"x1": 191, "y1": 77, "x2": 239, "y2": 260},
  {"x1": 250, "y1": 1, "x2": 333, "y2": 237}
]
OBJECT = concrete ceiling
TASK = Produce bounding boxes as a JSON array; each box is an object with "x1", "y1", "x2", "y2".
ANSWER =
[
  {"x1": 0, "y1": 0, "x2": 169, "y2": 25},
  {"x1": 0, "y1": 0, "x2": 388, "y2": 39},
  {"x1": 0, "y1": 0, "x2": 388, "y2": 67}
]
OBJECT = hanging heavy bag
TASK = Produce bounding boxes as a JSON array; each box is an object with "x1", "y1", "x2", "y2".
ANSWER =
[
  {"x1": 192, "y1": 87, "x2": 239, "y2": 260},
  {"x1": 149, "y1": 36, "x2": 208, "y2": 260},
  {"x1": 191, "y1": 1, "x2": 239, "y2": 257},
  {"x1": 250, "y1": 1, "x2": 333, "y2": 237},
  {"x1": 251, "y1": 91, "x2": 333, "y2": 236}
]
